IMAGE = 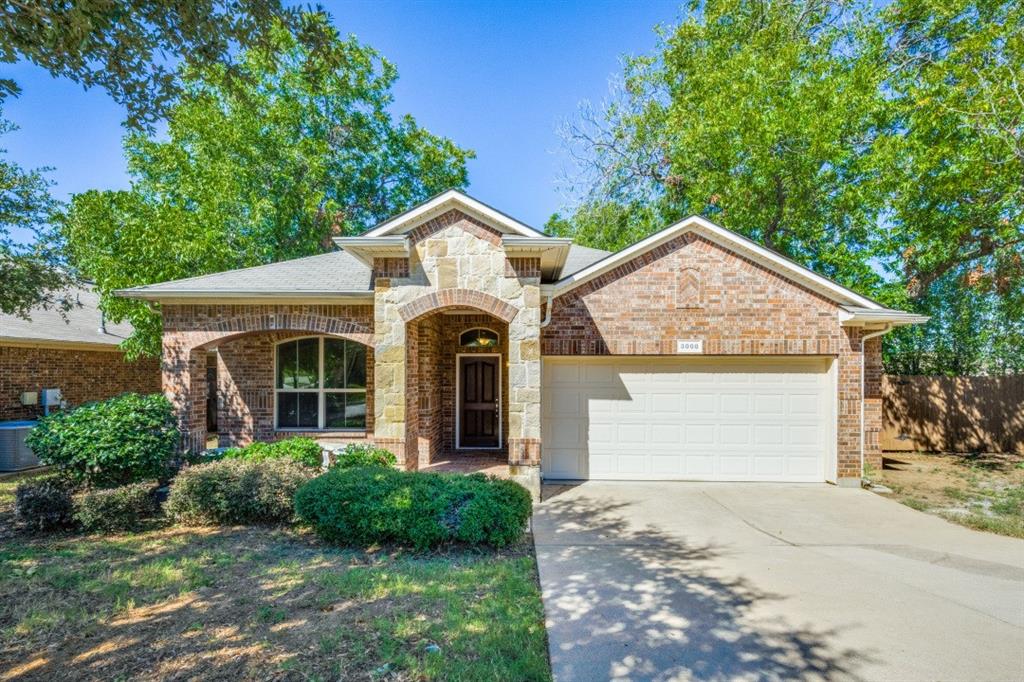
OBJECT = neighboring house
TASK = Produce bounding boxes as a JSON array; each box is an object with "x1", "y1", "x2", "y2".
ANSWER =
[
  {"x1": 0, "y1": 286, "x2": 161, "y2": 420},
  {"x1": 118, "y1": 190, "x2": 927, "y2": 496}
]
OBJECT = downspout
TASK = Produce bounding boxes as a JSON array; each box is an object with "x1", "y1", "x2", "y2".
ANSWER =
[
  {"x1": 539, "y1": 294, "x2": 554, "y2": 328},
  {"x1": 859, "y1": 324, "x2": 893, "y2": 482}
]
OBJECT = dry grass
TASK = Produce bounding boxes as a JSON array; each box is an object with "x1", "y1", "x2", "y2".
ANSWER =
[
  {"x1": 0, "y1": 473, "x2": 550, "y2": 681},
  {"x1": 871, "y1": 452, "x2": 1024, "y2": 538}
]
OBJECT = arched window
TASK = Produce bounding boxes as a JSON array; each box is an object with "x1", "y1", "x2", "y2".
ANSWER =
[
  {"x1": 275, "y1": 337, "x2": 366, "y2": 430},
  {"x1": 459, "y1": 328, "x2": 499, "y2": 348}
]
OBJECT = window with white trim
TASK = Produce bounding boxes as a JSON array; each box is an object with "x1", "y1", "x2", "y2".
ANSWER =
[{"x1": 275, "y1": 337, "x2": 366, "y2": 430}]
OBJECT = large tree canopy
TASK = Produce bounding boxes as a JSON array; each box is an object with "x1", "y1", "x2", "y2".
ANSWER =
[
  {"x1": 554, "y1": 0, "x2": 1024, "y2": 374},
  {"x1": 0, "y1": 114, "x2": 75, "y2": 318},
  {"x1": 63, "y1": 20, "x2": 473, "y2": 358},
  {"x1": 0, "y1": 0, "x2": 330, "y2": 129},
  {"x1": 1, "y1": 0, "x2": 335, "y2": 318}
]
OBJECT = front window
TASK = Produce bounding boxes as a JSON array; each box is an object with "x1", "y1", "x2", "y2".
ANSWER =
[{"x1": 275, "y1": 337, "x2": 366, "y2": 430}]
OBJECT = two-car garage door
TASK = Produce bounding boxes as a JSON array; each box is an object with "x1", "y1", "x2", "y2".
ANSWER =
[{"x1": 541, "y1": 357, "x2": 834, "y2": 482}]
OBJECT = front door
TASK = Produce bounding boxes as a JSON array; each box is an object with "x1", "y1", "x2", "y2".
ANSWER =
[{"x1": 459, "y1": 355, "x2": 500, "y2": 448}]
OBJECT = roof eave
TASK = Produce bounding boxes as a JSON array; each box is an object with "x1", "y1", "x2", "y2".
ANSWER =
[{"x1": 115, "y1": 289, "x2": 374, "y2": 304}]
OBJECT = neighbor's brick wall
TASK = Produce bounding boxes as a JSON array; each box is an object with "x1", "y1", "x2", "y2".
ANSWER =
[
  {"x1": 542, "y1": 231, "x2": 878, "y2": 480},
  {"x1": 0, "y1": 344, "x2": 160, "y2": 420}
]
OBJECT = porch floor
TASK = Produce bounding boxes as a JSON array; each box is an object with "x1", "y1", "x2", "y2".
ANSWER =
[{"x1": 420, "y1": 454, "x2": 510, "y2": 479}]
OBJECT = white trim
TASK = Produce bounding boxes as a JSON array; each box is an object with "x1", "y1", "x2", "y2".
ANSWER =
[
  {"x1": 363, "y1": 189, "x2": 546, "y2": 239},
  {"x1": 272, "y1": 335, "x2": 367, "y2": 432},
  {"x1": 454, "y1": 352, "x2": 503, "y2": 450},
  {"x1": 116, "y1": 290, "x2": 374, "y2": 304},
  {"x1": 546, "y1": 215, "x2": 884, "y2": 309}
]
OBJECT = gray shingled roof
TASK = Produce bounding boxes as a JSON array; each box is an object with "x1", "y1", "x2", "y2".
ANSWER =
[
  {"x1": 121, "y1": 250, "x2": 373, "y2": 295},
  {"x1": 120, "y1": 244, "x2": 611, "y2": 296},
  {"x1": 0, "y1": 286, "x2": 133, "y2": 347}
]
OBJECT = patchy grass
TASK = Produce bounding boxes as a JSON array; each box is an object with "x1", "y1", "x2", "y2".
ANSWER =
[
  {"x1": 0, "y1": 472, "x2": 550, "y2": 681},
  {"x1": 872, "y1": 452, "x2": 1024, "y2": 539}
]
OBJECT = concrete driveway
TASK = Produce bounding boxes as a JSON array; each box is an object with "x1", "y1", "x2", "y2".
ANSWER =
[{"x1": 533, "y1": 482, "x2": 1024, "y2": 681}]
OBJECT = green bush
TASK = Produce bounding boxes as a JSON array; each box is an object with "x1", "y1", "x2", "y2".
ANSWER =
[
  {"x1": 14, "y1": 476, "x2": 77, "y2": 531},
  {"x1": 294, "y1": 468, "x2": 531, "y2": 549},
  {"x1": 73, "y1": 482, "x2": 160, "y2": 532},
  {"x1": 222, "y1": 437, "x2": 323, "y2": 468},
  {"x1": 330, "y1": 443, "x2": 397, "y2": 470},
  {"x1": 24, "y1": 393, "x2": 179, "y2": 487},
  {"x1": 166, "y1": 458, "x2": 315, "y2": 525}
]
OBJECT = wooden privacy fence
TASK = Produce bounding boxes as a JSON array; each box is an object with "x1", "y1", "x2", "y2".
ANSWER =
[{"x1": 882, "y1": 375, "x2": 1024, "y2": 454}]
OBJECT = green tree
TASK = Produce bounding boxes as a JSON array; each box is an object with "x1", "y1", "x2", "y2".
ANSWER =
[
  {"x1": 0, "y1": 0, "x2": 330, "y2": 130},
  {"x1": 555, "y1": 0, "x2": 885, "y2": 289},
  {"x1": 63, "y1": 20, "x2": 472, "y2": 358},
  {"x1": 557, "y1": 0, "x2": 1024, "y2": 374},
  {"x1": 0, "y1": 114, "x2": 74, "y2": 317}
]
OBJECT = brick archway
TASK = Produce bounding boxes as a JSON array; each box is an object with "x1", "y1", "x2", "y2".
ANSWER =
[
  {"x1": 397, "y1": 288, "x2": 519, "y2": 324},
  {"x1": 185, "y1": 311, "x2": 373, "y2": 351}
]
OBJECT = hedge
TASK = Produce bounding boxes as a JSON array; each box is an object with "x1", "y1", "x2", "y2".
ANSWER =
[
  {"x1": 73, "y1": 482, "x2": 160, "y2": 532},
  {"x1": 294, "y1": 468, "x2": 532, "y2": 549},
  {"x1": 222, "y1": 437, "x2": 323, "y2": 468},
  {"x1": 24, "y1": 393, "x2": 179, "y2": 487},
  {"x1": 166, "y1": 458, "x2": 315, "y2": 525},
  {"x1": 14, "y1": 476, "x2": 77, "y2": 531},
  {"x1": 329, "y1": 443, "x2": 396, "y2": 470}
]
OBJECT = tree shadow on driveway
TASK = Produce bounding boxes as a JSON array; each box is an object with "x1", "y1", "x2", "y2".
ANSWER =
[{"x1": 533, "y1": 494, "x2": 875, "y2": 681}]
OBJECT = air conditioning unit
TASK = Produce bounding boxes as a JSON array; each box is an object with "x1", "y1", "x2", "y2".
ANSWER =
[{"x1": 0, "y1": 421, "x2": 40, "y2": 472}]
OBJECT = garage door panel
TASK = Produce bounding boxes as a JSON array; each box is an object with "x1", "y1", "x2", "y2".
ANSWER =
[{"x1": 542, "y1": 357, "x2": 832, "y2": 482}]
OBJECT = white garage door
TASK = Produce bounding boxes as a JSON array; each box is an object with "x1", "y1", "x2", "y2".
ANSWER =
[{"x1": 541, "y1": 357, "x2": 834, "y2": 482}]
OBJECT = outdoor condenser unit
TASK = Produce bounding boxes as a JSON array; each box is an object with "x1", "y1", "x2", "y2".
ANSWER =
[{"x1": 0, "y1": 421, "x2": 39, "y2": 472}]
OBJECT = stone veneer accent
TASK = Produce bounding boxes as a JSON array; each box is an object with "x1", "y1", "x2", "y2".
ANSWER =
[
  {"x1": 372, "y1": 209, "x2": 542, "y2": 475},
  {"x1": 542, "y1": 231, "x2": 882, "y2": 480},
  {"x1": 0, "y1": 344, "x2": 160, "y2": 420}
]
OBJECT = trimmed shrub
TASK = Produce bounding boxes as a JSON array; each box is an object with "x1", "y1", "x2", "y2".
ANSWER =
[
  {"x1": 73, "y1": 482, "x2": 160, "y2": 532},
  {"x1": 166, "y1": 458, "x2": 315, "y2": 525},
  {"x1": 222, "y1": 437, "x2": 323, "y2": 468},
  {"x1": 294, "y1": 468, "x2": 532, "y2": 549},
  {"x1": 24, "y1": 393, "x2": 179, "y2": 487},
  {"x1": 14, "y1": 476, "x2": 77, "y2": 531},
  {"x1": 330, "y1": 443, "x2": 397, "y2": 470}
]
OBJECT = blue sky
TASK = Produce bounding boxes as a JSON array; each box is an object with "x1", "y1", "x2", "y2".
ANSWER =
[{"x1": 3, "y1": 0, "x2": 682, "y2": 232}]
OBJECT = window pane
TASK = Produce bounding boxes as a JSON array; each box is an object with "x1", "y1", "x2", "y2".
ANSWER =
[
  {"x1": 460, "y1": 328, "x2": 499, "y2": 347},
  {"x1": 323, "y1": 338, "x2": 347, "y2": 389},
  {"x1": 297, "y1": 392, "x2": 319, "y2": 427},
  {"x1": 277, "y1": 392, "x2": 319, "y2": 428},
  {"x1": 276, "y1": 342, "x2": 295, "y2": 389},
  {"x1": 345, "y1": 343, "x2": 366, "y2": 389},
  {"x1": 295, "y1": 338, "x2": 320, "y2": 388},
  {"x1": 344, "y1": 392, "x2": 366, "y2": 428},
  {"x1": 325, "y1": 392, "x2": 366, "y2": 429}
]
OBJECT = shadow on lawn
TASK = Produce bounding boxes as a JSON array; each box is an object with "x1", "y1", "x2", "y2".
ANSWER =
[
  {"x1": 0, "y1": 526, "x2": 526, "y2": 681},
  {"x1": 534, "y1": 494, "x2": 875, "y2": 681}
]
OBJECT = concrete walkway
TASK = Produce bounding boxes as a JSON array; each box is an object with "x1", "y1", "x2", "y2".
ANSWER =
[{"x1": 533, "y1": 482, "x2": 1024, "y2": 681}]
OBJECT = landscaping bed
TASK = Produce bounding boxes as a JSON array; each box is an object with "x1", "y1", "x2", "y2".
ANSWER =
[
  {"x1": 0, "y1": 472, "x2": 550, "y2": 681},
  {"x1": 870, "y1": 451, "x2": 1024, "y2": 538}
]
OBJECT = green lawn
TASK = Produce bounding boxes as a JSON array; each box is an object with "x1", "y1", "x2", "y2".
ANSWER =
[{"x1": 0, "y1": 473, "x2": 550, "y2": 681}]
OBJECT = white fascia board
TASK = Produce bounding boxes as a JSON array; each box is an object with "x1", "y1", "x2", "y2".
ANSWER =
[
  {"x1": 839, "y1": 308, "x2": 930, "y2": 326},
  {"x1": 362, "y1": 189, "x2": 546, "y2": 239},
  {"x1": 502, "y1": 237, "x2": 573, "y2": 280},
  {"x1": 548, "y1": 215, "x2": 883, "y2": 309},
  {"x1": 332, "y1": 236, "x2": 409, "y2": 268}
]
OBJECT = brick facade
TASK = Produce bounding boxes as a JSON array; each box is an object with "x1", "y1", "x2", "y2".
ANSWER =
[
  {"x1": 542, "y1": 231, "x2": 882, "y2": 480},
  {"x1": 155, "y1": 215, "x2": 883, "y2": 485},
  {"x1": 0, "y1": 344, "x2": 160, "y2": 420}
]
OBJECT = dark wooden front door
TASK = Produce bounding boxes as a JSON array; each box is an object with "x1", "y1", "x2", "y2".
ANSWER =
[{"x1": 459, "y1": 355, "x2": 500, "y2": 448}]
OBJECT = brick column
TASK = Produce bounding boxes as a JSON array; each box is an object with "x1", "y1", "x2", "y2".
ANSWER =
[{"x1": 162, "y1": 338, "x2": 207, "y2": 454}]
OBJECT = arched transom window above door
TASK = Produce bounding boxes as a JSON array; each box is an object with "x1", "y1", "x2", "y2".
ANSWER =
[
  {"x1": 275, "y1": 337, "x2": 366, "y2": 430},
  {"x1": 459, "y1": 328, "x2": 500, "y2": 348}
]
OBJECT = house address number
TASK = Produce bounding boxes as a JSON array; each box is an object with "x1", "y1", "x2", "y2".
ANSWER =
[{"x1": 676, "y1": 339, "x2": 703, "y2": 354}]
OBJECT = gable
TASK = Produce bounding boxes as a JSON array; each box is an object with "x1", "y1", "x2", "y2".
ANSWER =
[
  {"x1": 547, "y1": 215, "x2": 882, "y2": 310},
  {"x1": 363, "y1": 189, "x2": 546, "y2": 239}
]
